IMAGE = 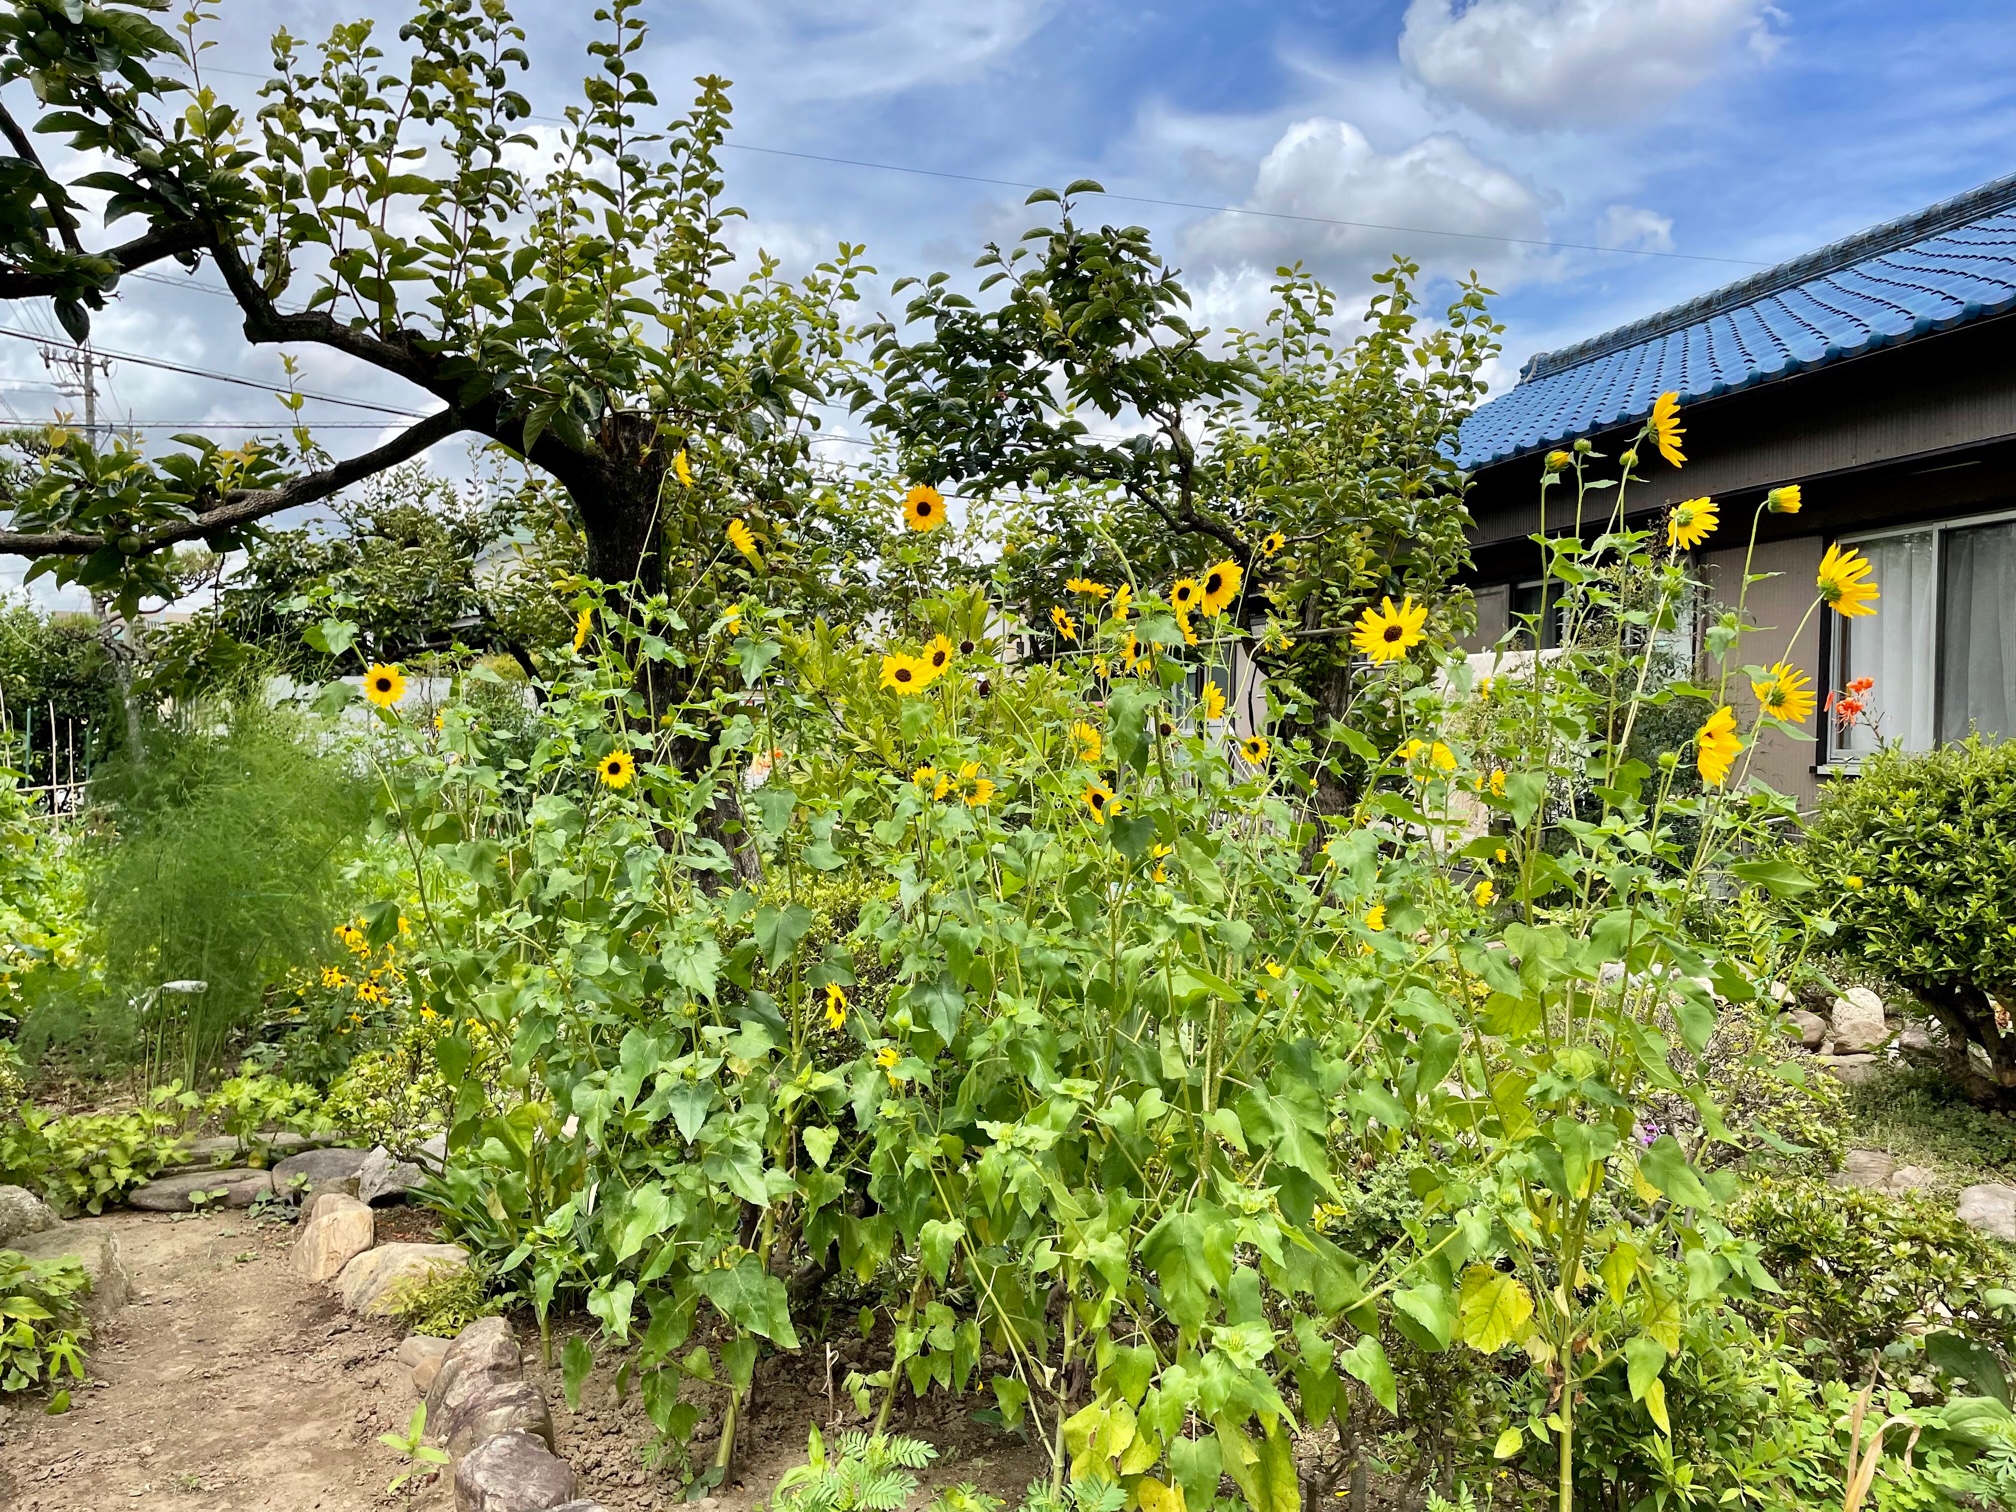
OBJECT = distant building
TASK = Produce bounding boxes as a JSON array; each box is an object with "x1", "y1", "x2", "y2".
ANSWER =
[{"x1": 1456, "y1": 173, "x2": 2016, "y2": 807}]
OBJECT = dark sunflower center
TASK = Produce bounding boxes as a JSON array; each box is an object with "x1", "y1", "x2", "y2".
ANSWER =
[
  {"x1": 1383, "y1": 625, "x2": 1403, "y2": 642},
  {"x1": 959, "y1": 639, "x2": 974, "y2": 654},
  {"x1": 931, "y1": 650, "x2": 947, "y2": 667},
  {"x1": 1206, "y1": 573, "x2": 1223, "y2": 594},
  {"x1": 896, "y1": 668, "x2": 913, "y2": 683}
]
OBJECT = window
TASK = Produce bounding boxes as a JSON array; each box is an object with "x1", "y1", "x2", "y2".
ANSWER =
[{"x1": 1831, "y1": 510, "x2": 2016, "y2": 760}]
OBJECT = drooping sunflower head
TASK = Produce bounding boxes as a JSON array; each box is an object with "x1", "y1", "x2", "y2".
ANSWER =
[
  {"x1": 1750, "y1": 662, "x2": 1815, "y2": 725},
  {"x1": 674, "y1": 448, "x2": 693, "y2": 487},
  {"x1": 726, "y1": 518, "x2": 762, "y2": 564},
  {"x1": 1544, "y1": 450, "x2": 1572, "y2": 473},
  {"x1": 1767, "y1": 484, "x2": 1802, "y2": 515},
  {"x1": 1349, "y1": 596, "x2": 1429, "y2": 665},
  {"x1": 598, "y1": 750, "x2": 637, "y2": 789},
  {"x1": 880, "y1": 651, "x2": 930, "y2": 695},
  {"x1": 1817, "y1": 543, "x2": 1879, "y2": 617},
  {"x1": 572, "y1": 607, "x2": 593, "y2": 652},
  {"x1": 1241, "y1": 735, "x2": 1271, "y2": 765},
  {"x1": 1199, "y1": 559, "x2": 1243, "y2": 616},
  {"x1": 903, "y1": 484, "x2": 946, "y2": 533},
  {"x1": 364, "y1": 663, "x2": 406, "y2": 708},
  {"x1": 1666, "y1": 497, "x2": 1719, "y2": 550},
  {"x1": 1260, "y1": 531, "x2": 1285, "y2": 558},
  {"x1": 1695, "y1": 704, "x2": 1741, "y2": 787},
  {"x1": 1169, "y1": 577, "x2": 1202, "y2": 613},
  {"x1": 1649, "y1": 390, "x2": 1686, "y2": 467},
  {"x1": 1364, "y1": 903, "x2": 1386, "y2": 932}
]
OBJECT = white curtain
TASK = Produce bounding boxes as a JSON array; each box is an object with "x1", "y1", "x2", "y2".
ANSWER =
[
  {"x1": 1940, "y1": 522, "x2": 2016, "y2": 743},
  {"x1": 1837, "y1": 531, "x2": 1937, "y2": 755}
]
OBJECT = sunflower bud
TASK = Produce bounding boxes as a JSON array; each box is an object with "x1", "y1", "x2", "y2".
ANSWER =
[
  {"x1": 1545, "y1": 450, "x2": 1571, "y2": 472},
  {"x1": 1573, "y1": 438, "x2": 1593, "y2": 454},
  {"x1": 1766, "y1": 485, "x2": 1802, "y2": 515},
  {"x1": 1619, "y1": 448, "x2": 1639, "y2": 470}
]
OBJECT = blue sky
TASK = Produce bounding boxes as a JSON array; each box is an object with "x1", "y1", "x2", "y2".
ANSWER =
[{"x1": 4, "y1": 0, "x2": 2015, "y2": 590}]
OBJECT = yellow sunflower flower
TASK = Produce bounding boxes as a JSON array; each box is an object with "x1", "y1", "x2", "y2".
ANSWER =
[
  {"x1": 1650, "y1": 390, "x2": 1685, "y2": 467},
  {"x1": 1350, "y1": 596, "x2": 1428, "y2": 664},
  {"x1": 1473, "y1": 879, "x2": 1495, "y2": 908},
  {"x1": 903, "y1": 484, "x2": 945, "y2": 533},
  {"x1": 1428, "y1": 741, "x2": 1457, "y2": 774},
  {"x1": 1169, "y1": 577, "x2": 1202, "y2": 614},
  {"x1": 598, "y1": 750, "x2": 636, "y2": 789},
  {"x1": 1082, "y1": 782, "x2": 1118, "y2": 822},
  {"x1": 1051, "y1": 606, "x2": 1078, "y2": 642},
  {"x1": 880, "y1": 652, "x2": 930, "y2": 695},
  {"x1": 572, "y1": 607, "x2": 592, "y2": 652},
  {"x1": 726, "y1": 518, "x2": 762, "y2": 565},
  {"x1": 1364, "y1": 903, "x2": 1386, "y2": 932},
  {"x1": 674, "y1": 448, "x2": 693, "y2": 487},
  {"x1": 1071, "y1": 721, "x2": 1103, "y2": 764},
  {"x1": 965, "y1": 777, "x2": 996, "y2": 807},
  {"x1": 912, "y1": 764, "x2": 938, "y2": 790},
  {"x1": 1122, "y1": 633, "x2": 1148, "y2": 674},
  {"x1": 1110, "y1": 584, "x2": 1133, "y2": 622},
  {"x1": 1667, "y1": 497, "x2": 1718, "y2": 550},
  {"x1": 1767, "y1": 484, "x2": 1802, "y2": 515},
  {"x1": 1261, "y1": 531, "x2": 1285, "y2": 557},
  {"x1": 1199, "y1": 559, "x2": 1243, "y2": 616},
  {"x1": 1150, "y1": 842, "x2": 1173, "y2": 883},
  {"x1": 1066, "y1": 576, "x2": 1111, "y2": 598},
  {"x1": 1545, "y1": 450, "x2": 1572, "y2": 472},
  {"x1": 1751, "y1": 662, "x2": 1815, "y2": 724},
  {"x1": 824, "y1": 983, "x2": 848, "y2": 1031},
  {"x1": 1695, "y1": 705, "x2": 1741, "y2": 787},
  {"x1": 924, "y1": 634, "x2": 954, "y2": 679},
  {"x1": 363, "y1": 663, "x2": 406, "y2": 708},
  {"x1": 1177, "y1": 612, "x2": 1199, "y2": 647},
  {"x1": 1199, "y1": 680, "x2": 1226, "y2": 722},
  {"x1": 1241, "y1": 734, "x2": 1271, "y2": 765},
  {"x1": 1817, "y1": 543, "x2": 1879, "y2": 618}
]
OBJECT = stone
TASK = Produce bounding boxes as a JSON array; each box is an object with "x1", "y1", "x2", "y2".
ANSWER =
[
  {"x1": 333, "y1": 1242, "x2": 469, "y2": 1315},
  {"x1": 1829, "y1": 987, "x2": 1890, "y2": 1053},
  {"x1": 1888, "y1": 1165, "x2": 1938, "y2": 1193},
  {"x1": 125, "y1": 1167, "x2": 273, "y2": 1212},
  {"x1": 292, "y1": 1193, "x2": 375, "y2": 1283},
  {"x1": 1816, "y1": 1053, "x2": 1880, "y2": 1086},
  {"x1": 1788, "y1": 1010, "x2": 1828, "y2": 1050},
  {"x1": 271, "y1": 1146, "x2": 371, "y2": 1201},
  {"x1": 1831, "y1": 1151, "x2": 1938, "y2": 1196},
  {"x1": 1899, "y1": 1023, "x2": 1935, "y2": 1054},
  {"x1": 357, "y1": 1134, "x2": 445, "y2": 1205},
  {"x1": 428, "y1": 1316, "x2": 523, "y2": 1424},
  {"x1": 10, "y1": 1223, "x2": 133, "y2": 1324},
  {"x1": 398, "y1": 1333, "x2": 452, "y2": 1395},
  {"x1": 444, "y1": 1378, "x2": 555, "y2": 1461},
  {"x1": 1768, "y1": 979, "x2": 1793, "y2": 1007},
  {"x1": 1957, "y1": 1184, "x2": 2016, "y2": 1243},
  {"x1": 0, "y1": 1184, "x2": 61, "y2": 1245},
  {"x1": 454, "y1": 1429, "x2": 576, "y2": 1512}
]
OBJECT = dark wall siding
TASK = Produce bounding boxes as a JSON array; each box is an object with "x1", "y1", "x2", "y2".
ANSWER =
[{"x1": 1700, "y1": 535, "x2": 1827, "y2": 810}]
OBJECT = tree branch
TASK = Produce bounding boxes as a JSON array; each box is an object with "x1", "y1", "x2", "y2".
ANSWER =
[
  {"x1": 0, "y1": 407, "x2": 463, "y2": 558},
  {"x1": 0, "y1": 219, "x2": 213, "y2": 301},
  {"x1": 0, "y1": 103, "x2": 82, "y2": 255}
]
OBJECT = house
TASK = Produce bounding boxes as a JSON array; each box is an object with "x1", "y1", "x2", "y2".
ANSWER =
[{"x1": 1455, "y1": 172, "x2": 2016, "y2": 807}]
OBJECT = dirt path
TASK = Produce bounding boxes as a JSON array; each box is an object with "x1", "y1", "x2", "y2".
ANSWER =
[{"x1": 0, "y1": 1210, "x2": 445, "y2": 1512}]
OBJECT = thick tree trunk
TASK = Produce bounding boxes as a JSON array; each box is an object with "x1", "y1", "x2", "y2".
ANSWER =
[{"x1": 1919, "y1": 981, "x2": 2016, "y2": 1111}]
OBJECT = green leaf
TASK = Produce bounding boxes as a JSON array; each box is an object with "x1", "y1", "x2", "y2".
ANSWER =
[
  {"x1": 1729, "y1": 858, "x2": 1817, "y2": 897},
  {"x1": 1456, "y1": 1267, "x2": 1533, "y2": 1354},
  {"x1": 1926, "y1": 1331, "x2": 2011, "y2": 1407},
  {"x1": 1338, "y1": 1334, "x2": 1397, "y2": 1414},
  {"x1": 1637, "y1": 1135, "x2": 1715, "y2": 1209},
  {"x1": 696, "y1": 1254, "x2": 800, "y2": 1347},
  {"x1": 304, "y1": 617, "x2": 358, "y2": 658},
  {"x1": 561, "y1": 1336, "x2": 593, "y2": 1411},
  {"x1": 752, "y1": 903, "x2": 814, "y2": 971},
  {"x1": 1217, "y1": 1417, "x2": 1298, "y2": 1512},
  {"x1": 1394, "y1": 1280, "x2": 1454, "y2": 1351},
  {"x1": 1642, "y1": 1378, "x2": 1671, "y2": 1434},
  {"x1": 802, "y1": 1125, "x2": 837, "y2": 1169},
  {"x1": 1493, "y1": 1427, "x2": 1523, "y2": 1459},
  {"x1": 1624, "y1": 1335, "x2": 1666, "y2": 1402},
  {"x1": 991, "y1": 1373, "x2": 1029, "y2": 1430}
]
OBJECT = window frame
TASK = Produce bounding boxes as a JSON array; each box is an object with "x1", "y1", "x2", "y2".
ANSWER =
[{"x1": 1821, "y1": 503, "x2": 2016, "y2": 771}]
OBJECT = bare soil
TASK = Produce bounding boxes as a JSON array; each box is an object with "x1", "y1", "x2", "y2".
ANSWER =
[{"x1": 0, "y1": 1208, "x2": 1048, "y2": 1512}]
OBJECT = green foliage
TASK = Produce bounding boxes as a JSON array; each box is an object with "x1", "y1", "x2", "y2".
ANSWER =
[
  {"x1": 56, "y1": 689, "x2": 370, "y2": 1085},
  {"x1": 378, "y1": 1403, "x2": 451, "y2": 1492},
  {"x1": 0, "y1": 1096, "x2": 184, "y2": 1215},
  {"x1": 204, "y1": 1066, "x2": 323, "y2": 1155},
  {"x1": 0, "y1": 1247, "x2": 91, "y2": 1395},
  {"x1": 0, "y1": 600, "x2": 124, "y2": 785},
  {"x1": 769, "y1": 1429, "x2": 938, "y2": 1512},
  {"x1": 320, "y1": 1016, "x2": 502, "y2": 1156},
  {"x1": 1843, "y1": 1067, "x2": 2016, "y2": 1186},
  {"x1": 1802, "y1": 734, "x2": 2016, "y2": 1106},
  {"x1": 1730, "y1": 1178, "x2": 2016, "y2": 1382},
  {"x1": 390, "y1": 1265, "x2": 501, "y2": 1340}
]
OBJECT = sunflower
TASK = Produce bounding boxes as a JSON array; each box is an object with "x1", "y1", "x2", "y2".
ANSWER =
[
  {"x1": 724, "y1": 606, "x2": 743, "y2": 635},
  {"x1": 1751, "y1": 662, "x2": 1816, "y2": 724},
  {"x1": 1199, "y1": 680, "x2": 1226, "y2": 722},
  {"x1": 1487, "y1": 768, "x2": 1506, "y2": 796},
  {"x1": 1199, "y1": 559, "x2": 1243, "y2": 616},
  {"x1": 1169, "y1": 577, "x2": 1202, "y2": 614},
  {"x1": 912, "y1": 764, "x2": 938, "y2": 790},
  {"x1": 1666, "y1": 497, "x2": 1718, "y2": 550},
  {"x1": 1110, "y1": 584, "x2": 1133, "y2": 622},
  {"x1": 1350, "y1": 596, "x2": 1428, "y2": 664},
  {"x1": 1082, "y1": 782, "x2": 1117, "y2": 821},
  {"x1": 598, "y1": 750, "x2": 637, "y2": 789},
  {"x1": 1177, "y1": 613, "x2": 1199, "y2": 647},
  {"x1": 726, "y1": 518, "x2": 762, "y2": 564},
  {"x1": 965, "y1": 777, "x2": 996, "y2": 807},
  {"x1": 1817, "y1": 543, "x2": 1879, "y2": 617},
  {"x1": 1649, "y1": 390, "x2": 1685, "y2": 467},
  {"x1": 1122, "y1": 633, "x2": 1149, "y2": 674},
  {"x1": 1261, "y1": 531, "x2": 1285, "y2": 558},
  {"x1": 824, "y1": 983, "x2": 848, "y2": 1031},
  {"x1": 1150, "y1": 841, "x2": 1173, "y2": 883},
  {"x1": 1545, "y1": 450, "x2": 1572, "y2": 472},
  {"x1": 1695, "y1": 705, "x2": 1741, "y2": 787},
  {"x1": 903, "y1": 484, "x2": 946, "y2": 533},
  {"x1": 1473, "y1": 879, "x2": 1496, "y2": 908},
  {"x1": 1767, "y1": 484, "x2": 1802, "y2": 515},
  {"x1": 880, "y1": 652, "x2": 930, "y2": 695},
  {"x1": 1071, "y1": 720, "x2": 1103, "y2": 764},
  {"x1": 1051, "y1": 606, "x2": 1078, "y2": 643},
  {"x1": 924, "y1": 634, "x2": 955, "y2": 678},
  {"x1": 1363, "y1": 903, "x2": 1386, "y2": 932},
  {"x1": 1066, "y1": 576, "x2": 1111, "y2": 598},
  {"x1": 1428, "y1": 741, "x2": 1457, "y2": 774},
  {"x1": 364, "y1": 663, "x2": 406, "y2": 708},
  {"x1": 320, "y1": 966, "x2": 347, "y2": 989},
  {"x1": 572, "y1": 607, "x2": 592, "y2": 652},
  {"x1": 674, "y1": 448, "x2": 693, "y2": 487},
  {"x1": 1241, "y1": 735, "x2": 1271, "y2": 765}
]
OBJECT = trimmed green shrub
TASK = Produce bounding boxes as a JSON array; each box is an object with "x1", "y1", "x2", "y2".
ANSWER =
[
  {"x1": 1803, "y1": 735, "x2": 2016, "y2": 1107},
  {"x1": 0, "y1": 1247, "x2": 91, "y2": 1396}
]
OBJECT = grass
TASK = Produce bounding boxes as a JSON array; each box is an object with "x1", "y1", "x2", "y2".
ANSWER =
[{"x1": 1842, "y1": 1066, "x2": 2016, "y2": 1192}]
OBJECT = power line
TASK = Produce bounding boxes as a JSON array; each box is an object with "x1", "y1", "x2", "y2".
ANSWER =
[{"x1": 0, "y1": 327, "x2": 429, "y2": 417}]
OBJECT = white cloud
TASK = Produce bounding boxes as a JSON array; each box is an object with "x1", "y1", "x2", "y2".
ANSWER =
[
  {"x1": 1596, "y1": 204, "x2": 1675, "y2": 252},
  {"x1": 1399, "y1": 0, "x2": 1777, "y2": 128},
  {"x1": 1183, "y1": 118, "x2": 1549, "y2": 289}
]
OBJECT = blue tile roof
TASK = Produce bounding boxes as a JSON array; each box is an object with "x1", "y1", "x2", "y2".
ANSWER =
[{"x1": 1458, "y1": 172, "x2": 2016, "y2": 468}]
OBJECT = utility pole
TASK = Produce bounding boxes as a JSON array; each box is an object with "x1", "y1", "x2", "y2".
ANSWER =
[{"x1": 41, "y1": 338, "x2": 112, "y2": 443}]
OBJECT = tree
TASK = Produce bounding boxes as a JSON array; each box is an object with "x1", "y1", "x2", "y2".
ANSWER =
[{"x1": 0, "y1": 0, "x2": 869, "y2": 678}]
